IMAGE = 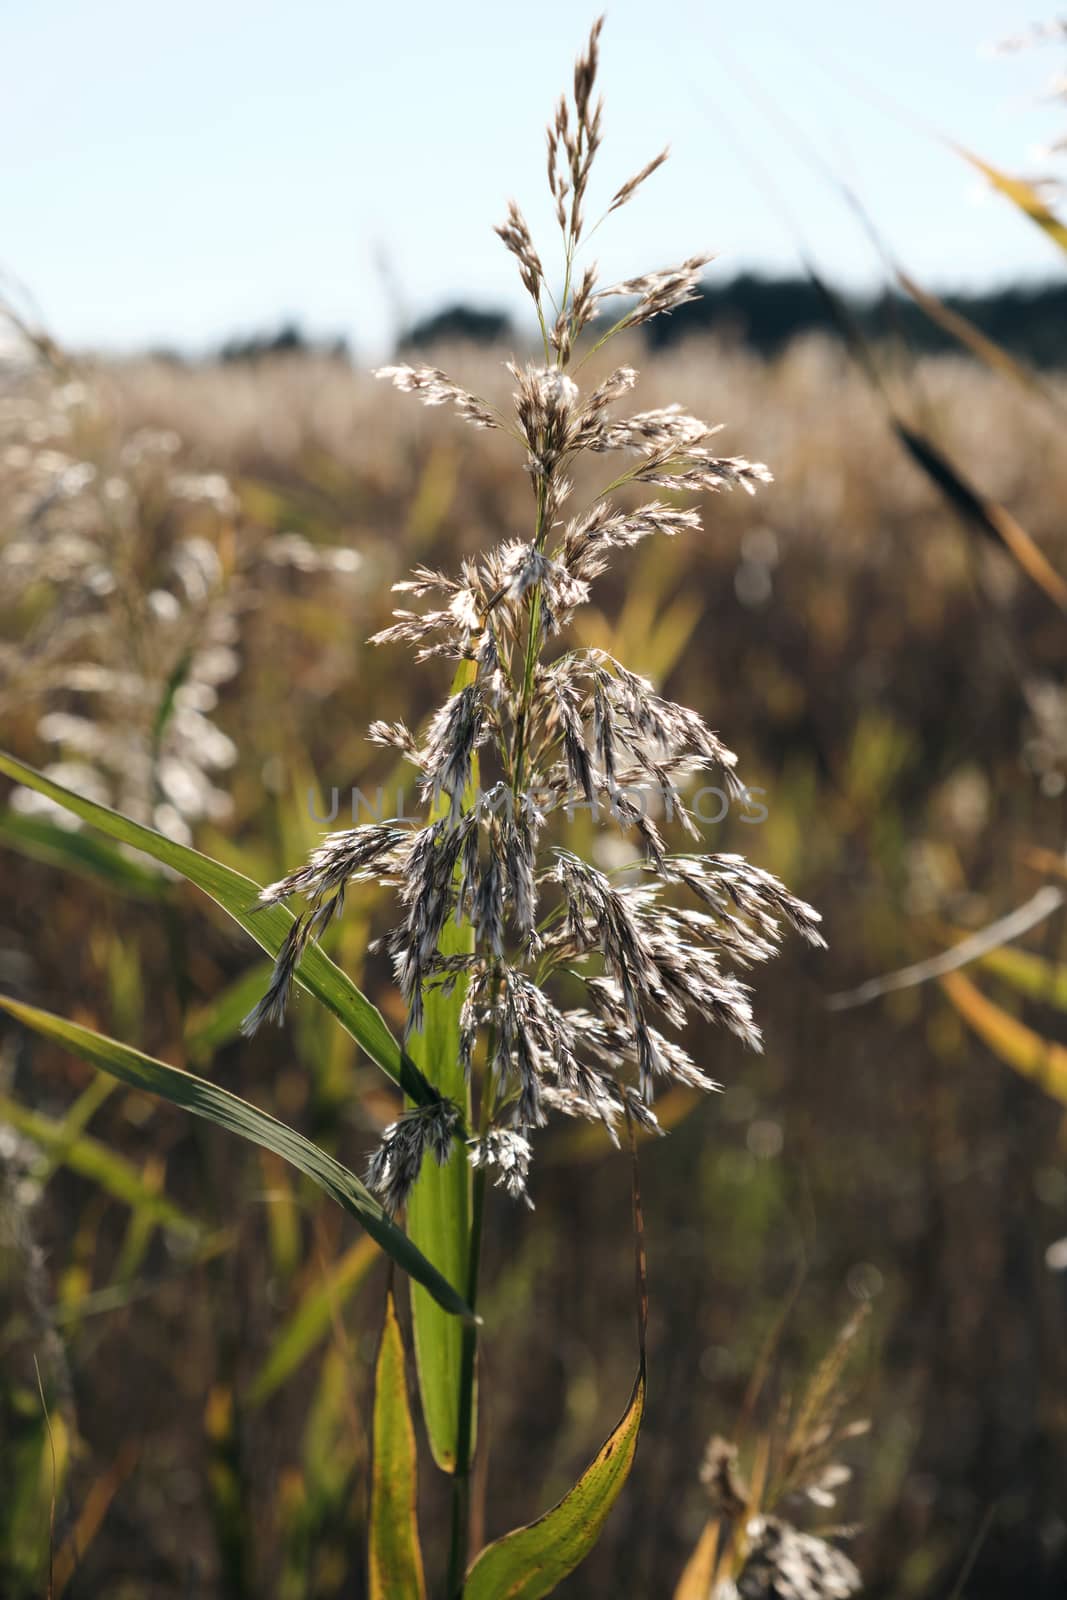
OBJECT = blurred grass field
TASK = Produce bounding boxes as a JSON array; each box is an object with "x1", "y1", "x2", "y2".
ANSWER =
[{"x1": 3, "y1": 327, "x2": 1067, "y2": 1597}]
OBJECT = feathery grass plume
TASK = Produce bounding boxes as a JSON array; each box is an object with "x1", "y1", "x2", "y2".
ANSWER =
[
  {"x1": 679, "y1": 1305, "x2": 870, "y2": 1599},
  {"x1": 365, "y1": 1102, "x2": 463, "y2": 1216},
  {"x1": 730, "y1": 1519, "x2": 862, "y2": 1600},
  {"x1": 246, "y1": 15, "x2": 823, "y2": 1213},
  {"x1": 0, "y1": 328, "x2": 365, "y2": 845}
]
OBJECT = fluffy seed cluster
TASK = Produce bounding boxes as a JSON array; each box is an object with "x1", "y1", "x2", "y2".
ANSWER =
[
  {"x1": 245, "y1": 19, "x2": 824, "y2": 1211},
  {"x1": 736, "y1": 1518, "x2": 862, "y2": 1600},
  {"x1": 363, "y1": 1102, "x2": 463, "y2": 1217},
  {"x1": 0, "y1": 358, "x2": 363, "y2": 846}
]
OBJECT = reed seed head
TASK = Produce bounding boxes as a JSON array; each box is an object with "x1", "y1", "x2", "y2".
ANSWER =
[{"x1": 246, "y1": 18, "x2": 823, "y2": 1211}]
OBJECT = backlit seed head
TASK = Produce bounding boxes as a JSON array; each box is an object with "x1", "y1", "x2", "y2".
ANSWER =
[{"x1": 246, "y1": 17, "x2": 821, "y2": 1203}]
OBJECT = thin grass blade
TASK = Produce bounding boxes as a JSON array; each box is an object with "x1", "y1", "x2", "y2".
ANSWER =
[
  {"x1": 0, "y1": 809, "x2": 169, "y2": 899},
  {"x1": 0, "y1": 1093, "x2": 198, "y2": 1236},
  {"x1": 971, "y1": 942, "x2": 1067, "y2": 1011},
  {"x1": 0, "y1": 750, "x2": 434, "y2": 1104},
  {"x1": 0, "y1": 996, "x2": 472, "y2": 1318},
  {"x1": 894, "y1": 268, "x2": 1062, "y2": 411},
  {"x1": 952, "y1": 144, "x2": 1067, "y2": 258},
  {"x1": 891, "y1": 421, "x2": 1067, "y2": 614},
  {"x1": 248, "y1": 1235, "x2": 380, "y2": 1405},
  {"x1": 802, "y1": 268, "x2": 1067, "y2": 615},
  {"x1": 184, "y1": 961, "x2": 277, "y2": 1064}
]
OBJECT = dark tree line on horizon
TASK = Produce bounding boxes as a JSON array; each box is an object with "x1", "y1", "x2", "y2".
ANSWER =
[
  {"x1": 402, "y1": 276, "x2": 1067, "y2": 367},
  {"x1": 153, "y1": 275, "x2": 1065, "y2": 367}
]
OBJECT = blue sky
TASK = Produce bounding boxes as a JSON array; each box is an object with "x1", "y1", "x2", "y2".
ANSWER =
[{"x1": 3, "y1": 1, "x2": 1063, "y2": 357}]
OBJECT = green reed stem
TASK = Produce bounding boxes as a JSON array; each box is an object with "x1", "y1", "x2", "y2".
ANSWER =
[
  {"x1": 448, "y1": 315, "x2": 560, "y2": 1593},
  {"x1": 446, "y1": 1174, "x2": 488, "y2": 1595},
  {"x1": 446, "y1": 1018, "x2": 497, "y2": 1598}
]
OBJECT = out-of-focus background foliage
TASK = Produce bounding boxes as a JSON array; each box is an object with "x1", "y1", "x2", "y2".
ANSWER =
[{"x1": 4, "y1": 8, "x2": 1067, "y2": 1599}]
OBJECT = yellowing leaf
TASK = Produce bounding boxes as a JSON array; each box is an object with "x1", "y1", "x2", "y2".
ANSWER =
[
  {"x1": 369, "y1": 1292, "x2": 426, "y2": 1600},
  {"x1": 953, "y1": 144, "x2": 1067, "y2": 259},
  {"x1": 673, "y1": 1520, "x2": 721, "y2": 1600},
  {"x1": 463, "y1": 1364, "x2": 645, "y2": 1600},
  {"x1": 940, "y1": 971, "x2": 1067, "y2": 1106},
  {"x1": 54, "y1": 1443, "x2": 138, "y2": 1595}
]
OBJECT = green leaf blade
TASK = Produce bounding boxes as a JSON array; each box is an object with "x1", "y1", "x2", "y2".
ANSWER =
[
  {"x1": 406, "y1": 662, "x2": 479, "y2": 1475},
  {"x1": 0, "y1": 996, "x2": 472, "y2": 1320},
  {"x1": 407, "y1": 914, "x2": 474, "y2": 1473},
  {"x1": 0, "y1": 1093, "x2": 198, "y2": 1235},
  {"x1": 464, "y1": 1365, "x2": 646, "y2": 1600},
  {"x1": 369, "y1": 1291, "x2": 427, "y2": 1600},
  {"x1": 184, "y1": 960, "x2": 277, "y2": 1064},
  {"x1": 0, "y1": 809, "x2": 170, "y2": 899},
  {"x1": 974, "y1": 942, "x2": 1067, "y2": 1012},
  {"x1": 0, "y1": 750, "x2": 432, "y2": 1104}
]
